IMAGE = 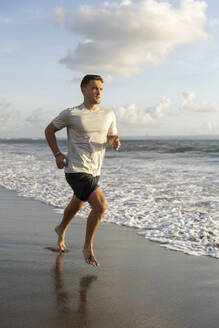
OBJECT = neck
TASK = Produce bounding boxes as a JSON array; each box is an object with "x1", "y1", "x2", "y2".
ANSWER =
[{"x1": 83, "y1": 100, "x2": 99, "y2": 111}]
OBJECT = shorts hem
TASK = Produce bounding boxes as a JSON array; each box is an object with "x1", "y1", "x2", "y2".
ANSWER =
[
  {"x1": 74, "y1": 184, "x2": 99, "y2": 201},
  {"x1": 65, "y1": 173, "x2": 99, "y2": 202}
]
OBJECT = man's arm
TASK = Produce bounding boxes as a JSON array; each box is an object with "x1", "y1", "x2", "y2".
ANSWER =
[
  {"x1": 44, "y1": 122, "x2": 68, "y2": 169},
  {"x1": 107, "y1": 135, "x2": 121, "y2": 151}
]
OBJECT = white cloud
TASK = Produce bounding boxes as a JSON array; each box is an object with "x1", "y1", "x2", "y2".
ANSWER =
[
  {"x1": 114, "y1": 97, "x2": 171, "y2": 125},
  {"x1": 180, "y1": 92, "x2": 219, "y2": 113},
  {"x1": 0, "y1": 16, "x2": 13, "y2": 24},
  {"x1": 146, "y1": 97, "x2": 171, "y2": 118},
  {"x1": 201, "y1": 120, "x2": 219, "y2": 134},
  {"x1": 0, "y1": 99, "x2": 20, "y2": 129},
  {"x1": 52, "y1": 7, "x2": 65, "y2": 27},
  {"x1": 115, "y1": 104, "x2": 153, "y2": 124},
  {"x1": 0, "y1": 47, "x2": 17, "y2": 55},
  {"x1": 0, "y1": 100, "x2": 52, "y2": 138},
  {"x1": 25, "y1": 108, "x2": 48, "y2": 127},
  {"x1": 208, "y1": 18, "x2": 219, "y2": 27},
  {"x1": 0, "y1": 98, "x2": 11, "y2": 111},
  {"x1": 71, "y1": 76, "x2": 82, "y2": 84},
  {"x1": 207, "y1": 120, "x2": 213, "y2": 131},
  {"x1": 104, "y1": 74, "x2": 114, "y2": 84},
  {"x1": 53, "y1": 0, "x2": 209, "y2": 76}
]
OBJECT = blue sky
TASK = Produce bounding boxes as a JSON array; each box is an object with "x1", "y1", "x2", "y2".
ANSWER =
[{"x1": 0, "y1": 0, "x2": 219, "y2": 137}]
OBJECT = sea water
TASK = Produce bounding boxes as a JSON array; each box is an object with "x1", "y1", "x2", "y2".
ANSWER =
[{"x1": 0, "y1": 138, "x2": 219, "y2": 259}]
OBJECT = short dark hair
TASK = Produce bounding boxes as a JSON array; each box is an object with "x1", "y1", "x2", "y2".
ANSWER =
[{"x1": 80, "y1": 74, "x2": 104, "y2": 88}]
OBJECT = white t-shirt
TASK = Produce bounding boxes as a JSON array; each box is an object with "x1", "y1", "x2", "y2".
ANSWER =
[{"x1": 52, "y1": 103, "x2": 118, "y2": 176}]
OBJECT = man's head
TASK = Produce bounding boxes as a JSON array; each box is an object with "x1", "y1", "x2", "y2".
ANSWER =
[{"x1": 80, "y1": 74, "x2": 104, "y2": 105}]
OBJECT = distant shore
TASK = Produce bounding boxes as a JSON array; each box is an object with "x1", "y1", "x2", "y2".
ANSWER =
[{"x1": 1, "y1": 134, "x2": 219, "y2": 141}]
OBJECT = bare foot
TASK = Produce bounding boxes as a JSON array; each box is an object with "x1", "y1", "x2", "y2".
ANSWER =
[
  {"x1": 83, "y1": 248, "x2": 100, "y2": 267},
  {"x1": 55, "y1": 225, "x2": 66, "y2": 252}
]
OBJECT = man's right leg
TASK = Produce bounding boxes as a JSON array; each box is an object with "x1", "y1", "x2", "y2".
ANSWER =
[{"x1": 55, "y1": 195, "x2": 84, "y2": 251}]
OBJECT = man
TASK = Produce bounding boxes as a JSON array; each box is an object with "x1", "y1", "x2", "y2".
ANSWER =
[{"x1": 45, "y1": 74, "x2": 120, "y2": 267}]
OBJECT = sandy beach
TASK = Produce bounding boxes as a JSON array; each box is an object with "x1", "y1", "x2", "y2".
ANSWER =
[{"x1": 0, "y1": 186, "x2": 219, "y2": 328}]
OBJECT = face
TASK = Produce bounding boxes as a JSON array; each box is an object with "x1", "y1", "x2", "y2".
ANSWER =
[{"x1": 82, "y1": 80, "x2": 103, "y2": 105}]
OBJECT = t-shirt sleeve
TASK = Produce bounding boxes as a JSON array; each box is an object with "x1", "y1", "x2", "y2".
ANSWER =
[
  {"x1": 52, "y1": 109, "x2": 69, "y2": 130},
  {"x1": 107, "y1": 111, "x2": 118, "y2": 136}
]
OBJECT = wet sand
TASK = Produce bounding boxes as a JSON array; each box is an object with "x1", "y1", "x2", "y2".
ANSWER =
[{"x1": 0, "y1": 186, "x2": 219, "y2": 328}]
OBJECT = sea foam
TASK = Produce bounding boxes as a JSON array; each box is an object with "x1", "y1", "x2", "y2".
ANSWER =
[{"x1": 0, "y1": 140, "x2": 219, "y2": 259}]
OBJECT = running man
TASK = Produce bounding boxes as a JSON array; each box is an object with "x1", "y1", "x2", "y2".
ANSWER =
[{"x1": 45, "y1": 74, "x2": 120, "y2": 267}]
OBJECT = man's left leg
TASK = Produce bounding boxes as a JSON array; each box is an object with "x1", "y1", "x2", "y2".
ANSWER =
[
  {"x1": 83, "y1": 188, "x2": 107, "y2": 267},
  {"x1": 55, "y1": 195, "x2": 84, "y2": 251}
]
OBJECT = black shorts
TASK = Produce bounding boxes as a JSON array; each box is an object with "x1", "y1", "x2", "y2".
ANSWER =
[{"x1": 65, "y1": 173, "x2": 99, "y2": 201}]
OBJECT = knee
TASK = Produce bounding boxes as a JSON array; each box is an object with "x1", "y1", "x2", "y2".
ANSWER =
[
  {"x1": 73, "y1": 202, "x2": 84, "y2": 213},
  {"x1": 65, "y1": 202, "x2": 83, "y2": 216},
  {"x1": 100, "y1": 200, "x2": 107, "y2": 215},
  {"x1": 93, "y1": 199, "x2": 107, "y2": 216}
]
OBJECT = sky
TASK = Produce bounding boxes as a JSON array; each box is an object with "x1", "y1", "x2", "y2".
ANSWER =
[{"x1": 0, "y1": 0, "x2": 219, "y2": 138}]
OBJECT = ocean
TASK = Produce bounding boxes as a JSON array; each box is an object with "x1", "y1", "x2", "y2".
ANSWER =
[{"x1": 0, "y1": 138, "x2": 219, "y2": 259}]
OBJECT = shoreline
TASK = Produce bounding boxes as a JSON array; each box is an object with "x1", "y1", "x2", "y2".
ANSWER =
[
  {"x1": 2, "y1": 134, "x2": 219, "y2": 141},
  {"x1": 1, "y1": 186, "x2": 219, "y2": 328}
]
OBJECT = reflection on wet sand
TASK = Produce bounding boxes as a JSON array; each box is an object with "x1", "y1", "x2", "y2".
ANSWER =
[
  {"x1": 53, "y1": 253, "x2": 97, "y2": 328},
  {"x1": 45, "y1": 246, "x2": 70, "y2": 253}
]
